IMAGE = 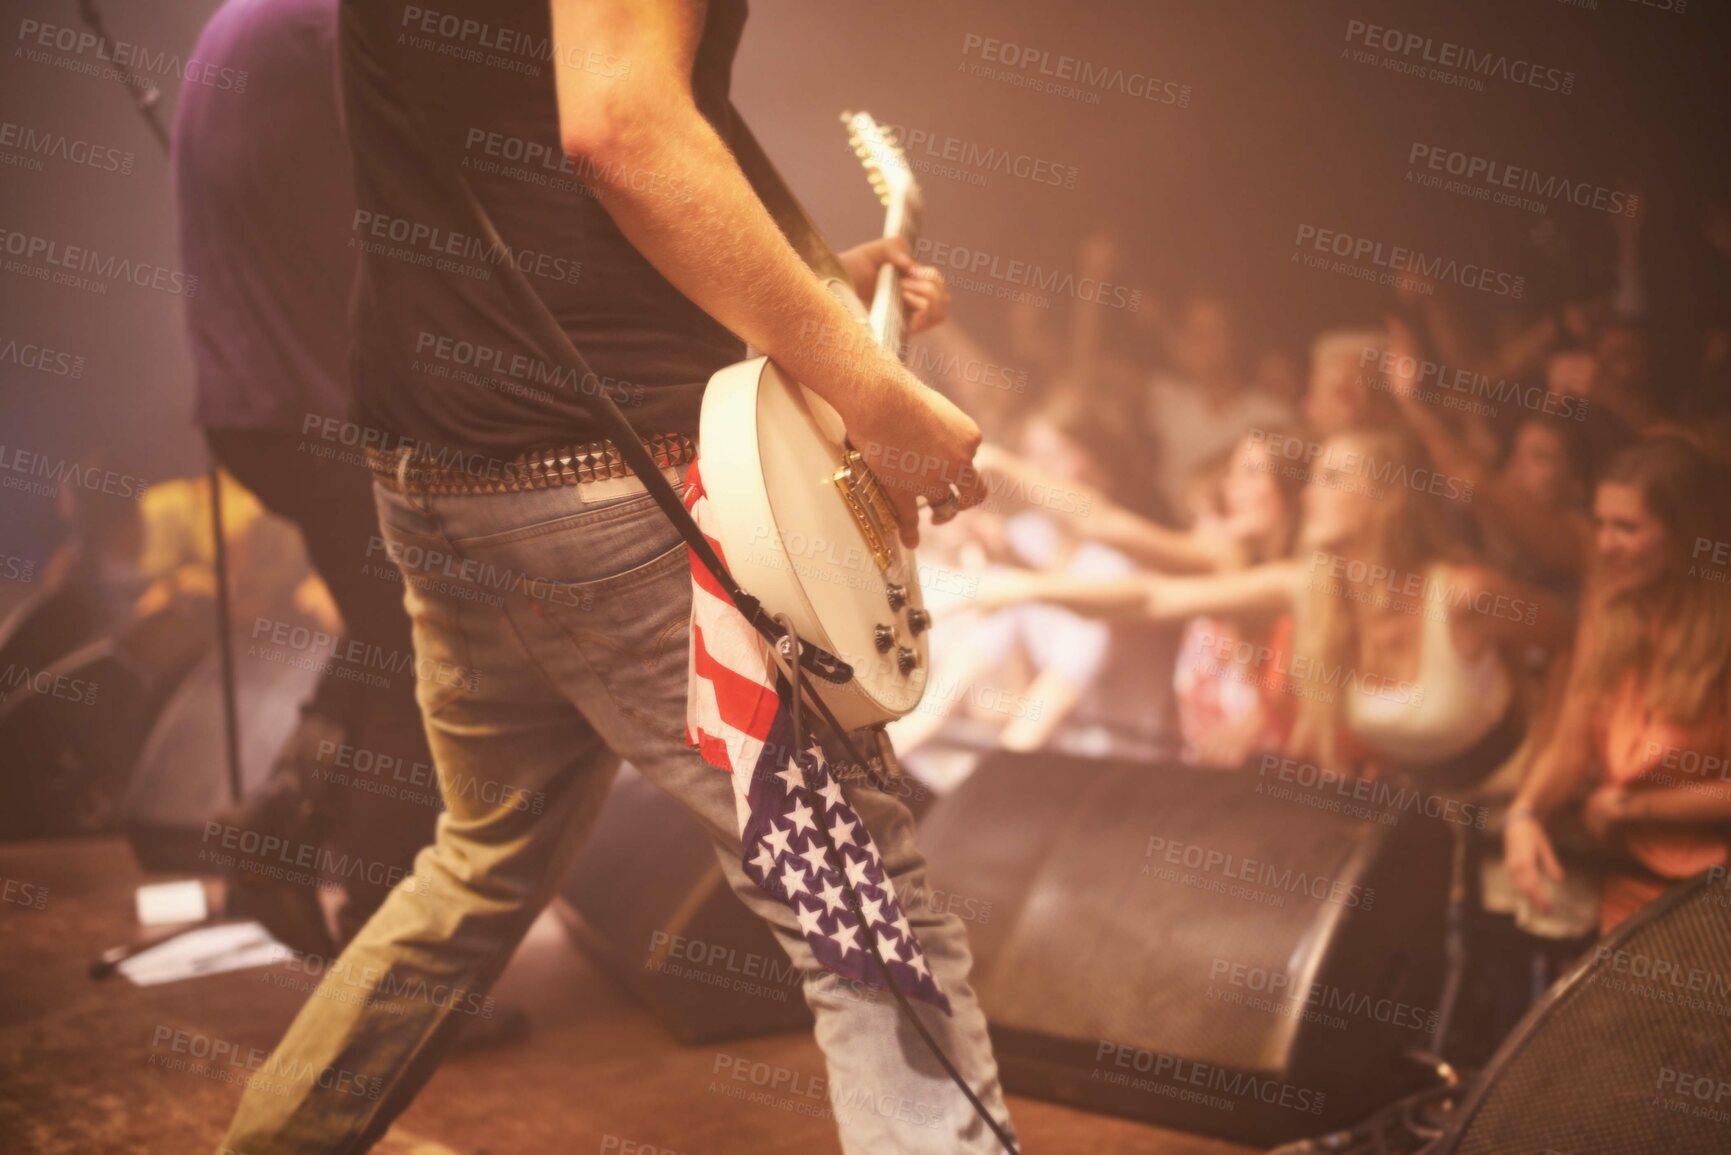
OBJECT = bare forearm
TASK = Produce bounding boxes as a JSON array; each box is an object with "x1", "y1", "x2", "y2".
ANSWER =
[
  {"x1": 1625, "y1": 784, "x2": 1731, "y2": 825},
  {"x1": 1010, "y1": 572, "x2": 1160, "y2": 619},
  {"x1": 1098, "y1": 510, "x2": 1235, "y2": 574},
  {"x1": 585, "y1": 117, "x2": 895, "y2": 405},
  {"x1": 1514, "y1": 690, "x2": 1594, "y2": 817}
]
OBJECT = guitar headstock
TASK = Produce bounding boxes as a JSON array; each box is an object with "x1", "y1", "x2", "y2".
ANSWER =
[{"x1": 842, "y1": 111, "x2": 922, "y2": 230}]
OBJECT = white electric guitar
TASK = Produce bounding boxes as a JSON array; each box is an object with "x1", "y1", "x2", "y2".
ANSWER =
[{"x1": 699, "y1": 111, "x2": 932, "y2": 731}]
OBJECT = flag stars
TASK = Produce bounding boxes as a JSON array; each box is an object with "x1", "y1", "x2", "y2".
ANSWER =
[
  {"x1": 760, "y1": 822, "x2": 793, "y2": 860},
  {"x1": 817, "y1": 777, "x2": 846, "y2": 812},
  {"x1": 828, "y1": 815, "x2": 857, "y2": 847},
  {"x1": 827, "y1": 916, "x2": 862, "y2": 957},
  {"x1": 794, "y1": 899, "x2": 824, "y2": 939},
  {"x1": 816, "y1": 879, "x2": 847, "y2": 915},
  {"x1": 780, "y1": 862, "x2": 811, "y2": 897},
  {"x1": 786, "y1": 799, "x2": 816, "y2": 834},
  {"x1": 844, "y1": 853, "x2": 875, "y2": 890},
  {"x1": 749, "y1": 842, "x2": 778, "y2": 879},
  {"x1": 799, "y1": 841, "x2": 834, "y2": 876},
  {"x1": 775, "y1": 761, "x2": 806, "y2": 795}
]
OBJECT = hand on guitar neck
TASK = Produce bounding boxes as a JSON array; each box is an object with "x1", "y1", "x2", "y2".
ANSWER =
[
  {"x1": 837, "y1": 235, "x2": 951, "y2": 337},
  {"x1": 831, "y1": 235, "x2": 981, "y2": 547}
]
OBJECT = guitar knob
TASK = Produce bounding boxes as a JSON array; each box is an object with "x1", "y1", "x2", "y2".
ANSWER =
[
  {"x1": 906, "y1": 608, "x2": 931, "y2": 635},
  {"x1": 885, "y1": 583, "x2": 908, "y2": 610},
  {"x1": 895, "y1": 646, "x2": 917, "y2": 675},
  {"x1": 873, "y1": 624, "x2": 895, "y2": 652}
]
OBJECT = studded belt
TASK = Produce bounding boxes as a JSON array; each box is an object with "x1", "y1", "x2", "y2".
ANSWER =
[{"x1": 364, "y1": 431, "x2": 696, "y2": 498}]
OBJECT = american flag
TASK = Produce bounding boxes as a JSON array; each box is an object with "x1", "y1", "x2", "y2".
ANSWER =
[{"x1": 681, "y1": 459, "x2": 951, "y2": 1014}]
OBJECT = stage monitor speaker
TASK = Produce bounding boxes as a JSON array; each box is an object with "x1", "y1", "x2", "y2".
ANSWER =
[
  {"x1": 555, "y1": 764, "x2": 814, "y2": 1044},
  {"x1": 121, "y1": 645, "x2": 314, "y2": 871},
  {"x1": 1437, "y1": 869, "x2": 1731, "y2": 1155},
  {"x1": 1, "y1": 605, "x2": 212, "y2": 839},
  {"x1": 919, "y1": 751, "x2": 1455, "y2": 1146}
]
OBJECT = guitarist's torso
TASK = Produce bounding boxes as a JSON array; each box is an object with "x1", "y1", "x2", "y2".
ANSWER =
[{"x1": 338, "y1": 0, "x2": 748, "y2": 457}]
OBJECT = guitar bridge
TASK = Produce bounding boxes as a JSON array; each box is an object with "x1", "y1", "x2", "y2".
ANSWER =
[{"x1": 833, "y1": 446, "x2": 898, "y2": 572}]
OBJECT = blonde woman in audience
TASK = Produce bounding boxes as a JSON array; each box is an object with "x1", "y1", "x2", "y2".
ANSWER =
[
  {"x1": 1504, "y1": 433, "x2": 1731, "y2": 934},
  {"x1": 972, "y1": 426, "x2": 1571, "y2": 782}
]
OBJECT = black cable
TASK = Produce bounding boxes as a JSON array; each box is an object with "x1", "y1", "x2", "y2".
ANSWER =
[{"x1": 773, "y1": 613, "x2": 1019, "y2": 1155}]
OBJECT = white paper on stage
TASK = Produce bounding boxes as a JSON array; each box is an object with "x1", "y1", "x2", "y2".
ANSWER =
[{"x1": 117, "y1": 920, "x2": 287, "y2": 987}]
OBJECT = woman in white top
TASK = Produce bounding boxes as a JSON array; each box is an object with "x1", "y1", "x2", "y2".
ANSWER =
[{"x1": 973, "y1": 425, "x2": 1573, "y2": 781}]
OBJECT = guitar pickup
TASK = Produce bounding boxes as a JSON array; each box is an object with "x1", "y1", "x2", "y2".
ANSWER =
[{"x1": 833, "y1": 447, "x2": 898, "y2": 572}]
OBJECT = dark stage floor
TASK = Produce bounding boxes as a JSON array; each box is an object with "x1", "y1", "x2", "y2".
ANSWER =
[{"x1": 0, "y1": 838, "x2": 1255, "y2": 1155}]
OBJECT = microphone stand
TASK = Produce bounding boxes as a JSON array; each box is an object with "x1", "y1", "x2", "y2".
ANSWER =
[
  {"x1": 76, "y1": 0, "x2": 255, "y2": 981},
  {"x1": 75, "y1": 0, "x2": 244, "y2": 809}
]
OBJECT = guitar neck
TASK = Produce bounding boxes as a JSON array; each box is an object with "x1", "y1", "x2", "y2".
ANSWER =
[{"x1": 869, "y1": 212, "x2": 919, "y2": 363}]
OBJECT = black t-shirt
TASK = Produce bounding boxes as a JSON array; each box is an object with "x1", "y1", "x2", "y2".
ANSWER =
[{"x1": 338, "y1": 0, "x2": 749, "y2": 457}]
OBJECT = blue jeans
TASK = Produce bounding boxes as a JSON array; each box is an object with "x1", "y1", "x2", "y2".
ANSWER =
[{"x1": 219, "y1": 458, "x2": 1013, "y2": 1154}]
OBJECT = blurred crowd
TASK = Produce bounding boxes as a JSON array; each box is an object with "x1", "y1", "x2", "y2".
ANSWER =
[{"x1": 900, "y1": 206, "x2": 1731, "y2": 948}]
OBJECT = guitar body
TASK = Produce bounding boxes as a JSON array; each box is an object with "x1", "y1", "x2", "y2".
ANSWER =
[{"x1": 698, "y1": 354, "x2": 929, "y2": 731}]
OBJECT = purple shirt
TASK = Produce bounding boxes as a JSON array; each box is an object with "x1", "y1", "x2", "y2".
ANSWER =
[{"x1": 173, "y1": 0, "x2": 354, "y2": 431}]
